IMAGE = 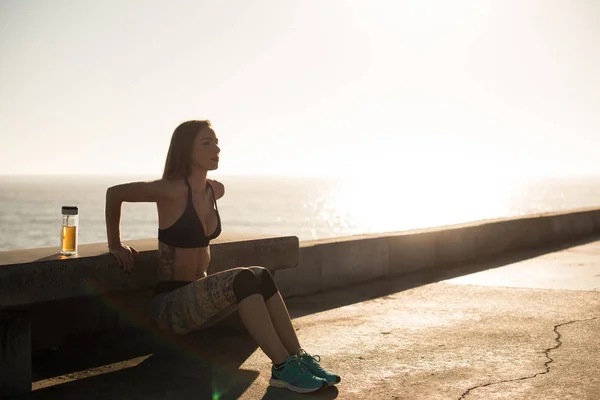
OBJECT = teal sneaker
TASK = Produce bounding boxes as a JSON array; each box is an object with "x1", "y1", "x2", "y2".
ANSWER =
[
  {"x1": 298, "y1": 349, "x2": 341, "y2": 386},
  {"x1": 269, "y1": 355, "x2": 328, "y2": 393}
]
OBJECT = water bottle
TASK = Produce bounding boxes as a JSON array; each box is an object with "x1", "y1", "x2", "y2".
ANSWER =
[{"x1": 61, "y1": 205, "x2": 79, "y2": 256}]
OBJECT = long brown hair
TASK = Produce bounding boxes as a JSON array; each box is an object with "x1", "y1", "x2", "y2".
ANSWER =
[{"x1": 162, "y1": 120, "x2": 212, "y2": 180}]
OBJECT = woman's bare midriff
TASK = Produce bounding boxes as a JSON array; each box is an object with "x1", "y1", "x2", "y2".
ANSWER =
[
  {"x1": 174, "y1": 246, "x2": 211, "y2": 280},
  {"x1": 158, "y1": 241, "x2": 211, "y2": 281}
]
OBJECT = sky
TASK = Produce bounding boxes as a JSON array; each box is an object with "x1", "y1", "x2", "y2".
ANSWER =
[{"x1": 1, "y1": 0, "x2": 599, "y2": 180}]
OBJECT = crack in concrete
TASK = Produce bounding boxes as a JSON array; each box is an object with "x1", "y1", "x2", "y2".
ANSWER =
[{"x1": 458, "y1": 316, "x2": 600, "y2": 399}]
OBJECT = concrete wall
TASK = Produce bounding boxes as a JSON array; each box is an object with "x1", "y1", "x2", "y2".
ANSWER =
[
  {"x1": 274, "y1": 207, "x2": 600, "y2": 298},
  {"x1": 0, "y1": 235, "x2": 299, "y2": 308}
]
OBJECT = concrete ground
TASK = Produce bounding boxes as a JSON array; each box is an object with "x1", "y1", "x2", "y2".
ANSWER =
[{"x1": 22, "y1": 238, "x2": 600, "y2": 400}]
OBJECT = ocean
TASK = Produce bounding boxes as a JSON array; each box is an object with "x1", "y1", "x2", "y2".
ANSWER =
[{"x1": 1, "y1": 174, "x2": 600, "y2": 252}]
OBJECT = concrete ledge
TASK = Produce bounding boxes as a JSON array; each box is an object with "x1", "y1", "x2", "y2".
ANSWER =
[
  {"x1": 0, "y1": 235, "x2": 299, "y2": 309},
  {"x1": 316, "y1": 237, "x2": 390, "y2": 292},
  {"x1": 275, "y1": 207, "x2": 600, "y2": 298}
]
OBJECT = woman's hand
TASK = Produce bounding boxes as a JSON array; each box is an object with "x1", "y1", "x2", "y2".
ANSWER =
[{"x1": 109, "y1": 244, "x2": 139, "y2": 273}]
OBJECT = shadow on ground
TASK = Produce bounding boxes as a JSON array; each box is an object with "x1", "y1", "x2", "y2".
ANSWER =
[
  {"x1": 25, "y1": 322, "x2": 341, "y2": 399},
  {"x1": 27, "y1": 315, "x2": 340, "y2": 399},
  {"x1": 23, "y1": 235, "x2": 598, "y2": 399},
  {"x1": 25, "y1": 326, "x2": 256, "y2": 400}
]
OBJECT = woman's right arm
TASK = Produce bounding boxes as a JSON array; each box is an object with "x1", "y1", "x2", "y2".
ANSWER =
[{"x1": 105, "y1": 179, "x2": 170, "y2": 272}]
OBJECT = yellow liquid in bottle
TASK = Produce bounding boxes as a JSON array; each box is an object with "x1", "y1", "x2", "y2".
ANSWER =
[{"x1": 61, "y1": 225, "x2": 77, "y2": 254}]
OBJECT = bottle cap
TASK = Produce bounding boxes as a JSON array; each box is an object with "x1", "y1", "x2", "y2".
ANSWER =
[{"x1": 61, "y1": 206, "x2": 79, "y2": 215}]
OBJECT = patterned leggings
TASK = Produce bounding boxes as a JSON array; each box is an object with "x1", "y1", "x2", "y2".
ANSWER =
[{"x1": 151, "y1": 266, "x2": 275, "y2": 335}]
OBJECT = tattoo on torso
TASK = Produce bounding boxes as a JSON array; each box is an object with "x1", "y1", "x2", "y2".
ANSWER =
[{"x1": 158, "y1": 242, "x2": 176, "y2": 281}]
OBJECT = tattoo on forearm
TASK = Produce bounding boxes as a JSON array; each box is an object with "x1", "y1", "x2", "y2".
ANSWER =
[{"x1": 158, "y1": 242, "x2": 175, "y2": 280}]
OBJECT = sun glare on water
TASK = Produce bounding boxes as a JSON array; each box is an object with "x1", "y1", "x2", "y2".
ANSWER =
[{"x1": 328, "y1": 174, "x2": 516, "y2": 235}]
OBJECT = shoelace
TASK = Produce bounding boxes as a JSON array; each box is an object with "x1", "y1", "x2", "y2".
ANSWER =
[
  {"x1": 290, "y1": 356, "x2": 311, "y2": 373},
  {"x1": 298, "y1": 350, "x2": 325, "y2": 372}
]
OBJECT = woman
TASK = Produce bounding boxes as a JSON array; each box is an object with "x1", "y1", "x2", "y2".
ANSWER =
[{"x1": 105, "y1": 120, "x2": 340, "y2": 394}]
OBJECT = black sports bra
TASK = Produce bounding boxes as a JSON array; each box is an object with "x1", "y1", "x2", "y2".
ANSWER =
[{"x1": 157, "y1": 179, "x2": 222, "y2": 248}]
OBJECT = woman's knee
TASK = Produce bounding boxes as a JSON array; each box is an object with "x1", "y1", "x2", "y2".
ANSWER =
[
  {"x1": 249, "y1": 266, "x2": 279, "y2": 301},
  {"x1": 232, "y1": 268, "x2": 261, "y2": 303}
]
